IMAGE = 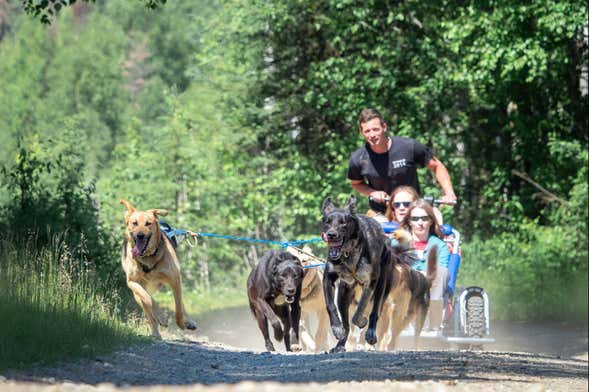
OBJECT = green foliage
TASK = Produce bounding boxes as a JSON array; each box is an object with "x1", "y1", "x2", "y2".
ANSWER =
[
  {"x1": 0, "y1": 234, "x2": 143, "y2": 370},
  {"x1": 218, "y1": 0, "x2": 588, "y2": 238},
  {"x1": 22, "y1": 0, "x2": 168, "y2": 24},
  {"x1": 461, "y1": 170, "x2": 588, "y2": 322},
  {"x1": 439, "y1": 1, "x2": 588, "y2": 233},
  {"x1": 0, "y1": 17, "x2": 51, "y2": 163},
  {"x1": 1, "y1": 131, "x2": 116, "y2": 273},
  {"x1": 2, "y1": 0, "x2": 587, "y2": 327},
  {"x1": 462, "y1": 220, "x2": 588, "y2": 322},
  {"x1": 200, "y1": 0, "x2": 588, "y2": 324},
  {"x1": 0, "y1": 10, "x2": 130, "y2": 177}
]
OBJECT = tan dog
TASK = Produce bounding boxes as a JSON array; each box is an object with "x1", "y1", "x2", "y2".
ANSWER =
[
  {"x1": 120, "y1": 199, "x2": 197, "y2": 339},
  {"x1": 286, "y1": 246, "x2": 331, "y2": 352},
  {"x1": 376, "y1": 228, "x2": 437, "y2": 350}
]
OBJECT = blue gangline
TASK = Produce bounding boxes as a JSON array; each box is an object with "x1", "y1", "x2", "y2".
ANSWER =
[{"x1": 195, "y1": 231, "x2": 323, "y2": 248}]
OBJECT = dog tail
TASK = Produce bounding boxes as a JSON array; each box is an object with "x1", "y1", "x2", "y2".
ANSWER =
[
  {"x1": 392, "y1": 228, "x2": 412, "y2": 250},
  {"x1": 390, "y1": 229, "x2": 416, "y2": 267},
  {"x1": 425, "y1": 245, "x2": 438, "y2": 288}
]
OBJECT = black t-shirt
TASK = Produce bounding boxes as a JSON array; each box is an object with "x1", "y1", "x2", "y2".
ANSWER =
[{"x1": 347, "y1": 136, "x2": 434, "y2": 213}]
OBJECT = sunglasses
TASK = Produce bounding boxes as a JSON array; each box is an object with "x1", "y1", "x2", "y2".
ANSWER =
[
  {"x1": 392, "y1": 201, "x2": 411, "y2": 209},
  {"x1": 410, "y1": 215, "x2": 431, "y2": 223}
]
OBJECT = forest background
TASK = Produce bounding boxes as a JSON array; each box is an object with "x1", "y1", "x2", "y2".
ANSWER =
[{"x1": 0, "y1": 0, "x2": 587, "y2": 340}]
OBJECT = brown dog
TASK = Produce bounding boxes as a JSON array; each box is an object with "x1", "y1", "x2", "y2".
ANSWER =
[
  {"x1": 376, "y1": 229, "x2": 437, "y2": 350},
  {"x1": 120, "y1": 199, "x2": 197, "y2": 339}
]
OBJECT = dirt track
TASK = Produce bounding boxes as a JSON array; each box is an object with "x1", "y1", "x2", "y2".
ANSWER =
[{"x1": 2, "y1": 306, "x2": 587, "y2": 392}]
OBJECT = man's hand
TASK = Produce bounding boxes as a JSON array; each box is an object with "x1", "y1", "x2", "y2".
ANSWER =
[
  {"x1": 350, "y1": 180, "x2": 388, "y2": 203},
  {"x1": 439, "y1": 193, "x2": 457, "y2": 204},
  {"x1": 369, "y1": 190, "x2": 389, "y2": 204}
]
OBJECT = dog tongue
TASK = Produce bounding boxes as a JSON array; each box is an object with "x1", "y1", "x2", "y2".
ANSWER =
[{"x1": 132, "y1": 238, "x2": 146, "y2": 259}]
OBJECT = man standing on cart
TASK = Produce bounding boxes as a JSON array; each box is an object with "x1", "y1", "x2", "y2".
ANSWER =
[
  {"x1": 348, "y1": 108, "x2": 457, "y2": 221},
  {"x1": 348, "y1": 108, "x2": 458, "y2": 331}
]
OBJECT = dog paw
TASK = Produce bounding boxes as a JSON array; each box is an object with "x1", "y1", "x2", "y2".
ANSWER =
[
  {"x1": 329, "y1": 345, "x2": 346, "y2": 354},
  {"x1": 158, "y1": 318, "x2": 169, "y2": 328},
  {"x1": 365, "y1": 329, "x2": 377, "y2": 346},
  {"x1": 289, "y1": 331, "x2": 302, "y2": 352},
  {"x1": 185, "y1": 319, "x2": 197, "y2": 330},
  {"x1": 352, "y1": 315, "x2": 368, "y2": 329},
  {"x1": 331, "y1": 325, "x2": 346, "y2": 340}
]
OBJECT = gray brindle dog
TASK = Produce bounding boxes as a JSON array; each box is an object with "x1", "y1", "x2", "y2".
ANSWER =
[{"x1": 321, "y1": 195, "x2": 393, "y2": 352}]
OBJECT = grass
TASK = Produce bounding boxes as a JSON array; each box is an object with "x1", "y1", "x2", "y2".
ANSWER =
[
  {"x1": 460, "y1": 226, "x2": 589, "y2": 323},
  {"x1": 0, "y1": 235, "x2": 145, "y2": 371}
]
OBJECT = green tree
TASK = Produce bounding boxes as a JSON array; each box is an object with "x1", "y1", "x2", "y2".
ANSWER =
[
  {"x1": 214, "y1": 0, "x2": 588, "y2": 237},
  {"x1": 0, "y1": 9, "x2": 130, "y2": 177}
]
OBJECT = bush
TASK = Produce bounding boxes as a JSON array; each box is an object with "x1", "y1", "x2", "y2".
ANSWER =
[
  {"x1": 0, "y1": 133, "x2": 118, "y2": 276},
  {"x1": 461, "y1": 220, "x2": 588, "y2": 323}
]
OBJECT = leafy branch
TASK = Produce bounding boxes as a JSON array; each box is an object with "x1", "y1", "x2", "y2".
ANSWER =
[{"x1": 21, "y1": 0, "x2": 167, "y2": 24}]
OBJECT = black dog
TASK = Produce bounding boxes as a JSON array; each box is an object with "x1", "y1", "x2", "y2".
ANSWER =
[
  {"x1": 247, "y1": 249, "x2": 304, "y2": 352},
  {"x1": 321, "y1": 195, "x2": 393, "y2": 352}
]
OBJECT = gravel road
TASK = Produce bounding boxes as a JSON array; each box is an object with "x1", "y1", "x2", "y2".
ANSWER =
[{"x1": 2, "y1": 306, "x2": 587, "y2": 392}]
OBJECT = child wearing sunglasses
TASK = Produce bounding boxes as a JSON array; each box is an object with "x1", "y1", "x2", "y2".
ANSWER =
[
  {"x1": 385, "y1": 186, "x2": 419, "y2": 224},
  {"x1": 394, "y1": 199, "x2": 450, "y2": 331}
]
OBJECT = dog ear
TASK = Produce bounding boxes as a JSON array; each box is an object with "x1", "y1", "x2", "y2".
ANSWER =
[
  {"x1": 345, "y1": 195, "x2": 356, "y2": 214},
  {"x1": 120, "y1": 199, "x2": 135, "y2": 212},
  {"x1": 322, "y1": 197, "x2": 335, "y2": 215},
  {"x1": 120, "y1": 199, "x2": 136, "y2": 224},
  {"x1": 151, "y1": 209, "x2": 168, "y2": 218}
]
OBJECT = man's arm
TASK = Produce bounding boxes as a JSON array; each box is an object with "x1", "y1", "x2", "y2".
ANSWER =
[
  {"x1": 350, "y1": 179, "x2": 388, "y2": 203},
  {"x1": 426, "y1": 157, "x2": 457, "y2": 203}
]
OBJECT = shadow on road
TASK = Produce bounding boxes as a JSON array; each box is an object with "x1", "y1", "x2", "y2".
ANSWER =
[
  {"x1": 4, "y1": 305, "x2": 588, "y2": 387},
  {"x1": 6, "y1": 339, "x2": 588, "y2": 387}
]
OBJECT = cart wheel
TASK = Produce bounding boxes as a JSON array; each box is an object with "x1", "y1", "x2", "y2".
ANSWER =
[{"x1": 466, "y1": 295, "x2": 485, "y2": 338}]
